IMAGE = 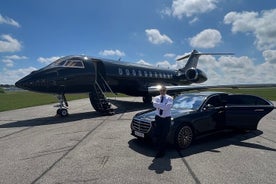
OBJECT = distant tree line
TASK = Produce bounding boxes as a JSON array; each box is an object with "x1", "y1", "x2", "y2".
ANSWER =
[
  {"x1": 0, "y1": 84, "x2": 16, "y2": 93},
  {"x1": 0, "y1": 84, "x2": 15, "y2": 88}
]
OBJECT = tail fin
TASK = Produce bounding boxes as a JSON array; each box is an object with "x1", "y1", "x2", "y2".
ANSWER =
[{"x1": 177, "y1": 49, "x2": 234, "y2": 72}]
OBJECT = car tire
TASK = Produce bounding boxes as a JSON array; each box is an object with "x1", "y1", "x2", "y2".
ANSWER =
[{"x1": 175, "y1": 125, "x2": 193, "y2": 149}]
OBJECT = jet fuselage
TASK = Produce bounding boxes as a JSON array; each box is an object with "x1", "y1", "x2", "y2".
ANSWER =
[{"x1": 15, "y1": 55, "x2": 207, "y2": 96}]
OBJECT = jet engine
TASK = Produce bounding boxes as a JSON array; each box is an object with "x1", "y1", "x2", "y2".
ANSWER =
[{"x1": 185, "y1": 68, "x2": 207, "y2": 83}]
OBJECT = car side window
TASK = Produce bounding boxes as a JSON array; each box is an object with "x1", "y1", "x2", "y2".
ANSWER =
[
  {"x1": 227, "y1": 95, "x2": 269, "y2": 105},
  {"x1": 205, "y1": 95, "x2": 223, "y2": 108}
]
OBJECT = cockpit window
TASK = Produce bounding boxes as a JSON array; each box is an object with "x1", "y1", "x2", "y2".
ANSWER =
[
  {"x1": 64, "y1": 60, "x2": 84, "y2": 68},
  {"x1": 47, "y1": 58, "x2": 84, "y2": 69}
]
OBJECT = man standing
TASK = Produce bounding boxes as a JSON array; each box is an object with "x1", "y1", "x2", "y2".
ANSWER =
[{"x1": 152, "y1": 85, "x2": 173, "y2": 158}]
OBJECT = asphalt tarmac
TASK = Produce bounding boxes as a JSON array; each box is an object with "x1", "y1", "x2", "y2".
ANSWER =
[{"x1": 0, "y1": 97, "x2": 275, "y2": 184}]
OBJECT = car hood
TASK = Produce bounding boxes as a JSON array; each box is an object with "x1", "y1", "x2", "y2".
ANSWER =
[{"x1": 134, "y1": 108, "x2": 195, "y2": 122}]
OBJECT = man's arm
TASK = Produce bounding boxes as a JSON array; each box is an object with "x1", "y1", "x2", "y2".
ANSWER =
[
  {"x1": 163, "y1": 97, "x2": 173, "y2": 111},
  {"x1": 155, "y1": 96, "x2": 173, "y2": 110},
  {"x1": 152, "y1": 96, "x2": 162, "y2": 109}
]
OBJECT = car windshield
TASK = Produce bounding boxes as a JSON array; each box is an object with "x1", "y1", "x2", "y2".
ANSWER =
[{"x1": 172, "y1": 94, "x2": 206, "y2": 110}]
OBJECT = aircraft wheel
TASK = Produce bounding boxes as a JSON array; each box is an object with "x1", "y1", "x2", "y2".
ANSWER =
[
  {"x1": 57, "y1": 109, "x2": 68, "y2": 117},
  {"x1": 57, "y1": 109, "x2": 61, "y2": 115},
  {"x1": 60, "y1": 109, "x2": 68, "y2": 117},
  {"x1": 175, "y1": 125, "x2": 193, "y2": 149}
]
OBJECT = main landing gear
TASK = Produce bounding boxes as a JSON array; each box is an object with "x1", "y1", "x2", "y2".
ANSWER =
[
  {"x1": 55, "y1": 94, "x2": 69, "y2": 117},
  {"x1": 143, "y1": 95, "x2": 152, "y2": 104}
]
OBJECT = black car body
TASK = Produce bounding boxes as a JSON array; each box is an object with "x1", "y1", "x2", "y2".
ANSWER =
[{"x1": 131, "y1": 92, "x2": 275, "y2": 149}]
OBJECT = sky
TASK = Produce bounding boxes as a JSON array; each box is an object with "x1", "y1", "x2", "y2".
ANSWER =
[{"x1": 0, "y1": 0, "x2": 276, "y2": 85}]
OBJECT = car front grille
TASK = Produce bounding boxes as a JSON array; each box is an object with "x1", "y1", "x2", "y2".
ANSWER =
[{"x1": 132, "y1": 119, "x2": 151, "y2": 133}]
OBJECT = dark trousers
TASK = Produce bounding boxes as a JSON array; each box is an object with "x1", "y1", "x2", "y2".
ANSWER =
[{"x1": 154, "y1": 116, "x2": 171, "y2": 153}]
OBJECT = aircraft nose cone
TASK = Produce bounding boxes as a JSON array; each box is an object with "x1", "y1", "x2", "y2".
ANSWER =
[{"x1": 15, "y1": 76, "x2": 32, "y2": 90}]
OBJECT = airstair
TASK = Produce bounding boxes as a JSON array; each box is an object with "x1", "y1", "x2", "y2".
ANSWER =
[{"x1": 89, "y1": 72, "x2": 115, "y2": 114}]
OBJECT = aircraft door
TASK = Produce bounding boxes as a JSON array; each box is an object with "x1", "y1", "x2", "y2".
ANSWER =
[{"x1": 46, "y1": 70, "x2": 59, "y2": 93}]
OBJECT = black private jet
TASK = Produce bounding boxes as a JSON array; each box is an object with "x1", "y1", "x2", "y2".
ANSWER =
[{"x1": 15, "y1": 50, "x2": 226, "y2": 116}]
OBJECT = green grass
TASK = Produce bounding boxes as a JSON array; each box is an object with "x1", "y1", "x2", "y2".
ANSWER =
[
  {"x1": 0, "y1": 91, "x2": 89, "y2": 112},
  {"x1": 0, "y1": 88, "x2": 275, "y2": 112},
  {"x1": 0, "y1": 91, "x2": 128, "y2": 112},
  {"x1": 208, "y1": 88, "x2": 276, "y2": 101}
]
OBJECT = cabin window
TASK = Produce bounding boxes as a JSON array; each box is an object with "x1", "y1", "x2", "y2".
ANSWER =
[
  {"x1": 138, "y1": 70, "x2": 142, "y2": 77},
  {"x1": 132, "y1": 69, "x2": 136, "y2": 76},
  {"x1": 155, "y1": 72, "x2": 158, "y2": 78},
  {"x1": 144, "y1": 71, "x2": 148, "y2": 77},
  {"x1": 149, "y1": 72, "x2": 153, "y2": 77},
  {"x1": 125, "y1": 69, "x2": 130, "y2": 76},
  {"x1": 159, "y1": 73, "x2": 163, "y2": 78},
  {"x1": 119, "y1": 68, "x2": 123, "y2": 75}
]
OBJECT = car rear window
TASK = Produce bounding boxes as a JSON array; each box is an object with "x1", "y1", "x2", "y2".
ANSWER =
[{"x1": 227, "y1": 95, "x2": 270, "y2": 105}]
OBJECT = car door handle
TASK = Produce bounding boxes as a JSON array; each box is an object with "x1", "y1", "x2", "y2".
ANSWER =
[{"x1": 254, "y1": 109, "x2": 264, "y2": 112}]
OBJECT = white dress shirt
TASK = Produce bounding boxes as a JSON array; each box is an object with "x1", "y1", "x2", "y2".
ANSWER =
[{"x1": 153, "y1": 94, "x2": 173, "y2": 118}]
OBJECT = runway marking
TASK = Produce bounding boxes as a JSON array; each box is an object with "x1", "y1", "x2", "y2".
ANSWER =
[
  {"x1": 177, "y1": 150, "x2": 201, "y2": 184},
  {"x1": 0, "y1": 127, "x2": 32, "y2": 139},
  {"x1": 22, "y1": 146, "x2": 74, "y2": 160},
  {"x1": 30, "y1": 119, "x2": 107, "y2": 184},
  {"x1": 259, "y1": 135, "x2": 276, "y2": 144},
  {"x1": 99, "y1": 155, "x2": 110, "y2": 168}
]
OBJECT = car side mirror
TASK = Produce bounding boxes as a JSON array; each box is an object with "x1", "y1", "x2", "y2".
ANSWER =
[{"x1": 204, "y1": 104, "x2": 214, "y2": 111}]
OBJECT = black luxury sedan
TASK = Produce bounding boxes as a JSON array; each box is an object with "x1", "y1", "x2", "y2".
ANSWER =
[{"x1": 131, "y1": 91, "x2": 275, "y2": 149}]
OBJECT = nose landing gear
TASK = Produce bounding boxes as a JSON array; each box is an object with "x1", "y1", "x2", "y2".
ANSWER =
[{"x1": 55, "y1": 94, "x2": 69, "y2": 117}]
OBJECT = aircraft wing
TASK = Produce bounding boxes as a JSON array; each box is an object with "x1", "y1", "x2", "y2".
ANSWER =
[{"x1": 148, "y1": 83, "x2": 276, "y2": 95}]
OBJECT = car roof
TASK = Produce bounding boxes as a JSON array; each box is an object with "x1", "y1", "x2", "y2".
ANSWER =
[{"x1": 178, "y1": 91, "x2": 227, "y2": 97}]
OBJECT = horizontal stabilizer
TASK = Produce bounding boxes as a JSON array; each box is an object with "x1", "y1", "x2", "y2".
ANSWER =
[
  {"x1": 176, "y1": 52, "x2": 234, "y2": 61},
  {"x1": 148, "y1": 83, "x2": 276, "y2": 95}
]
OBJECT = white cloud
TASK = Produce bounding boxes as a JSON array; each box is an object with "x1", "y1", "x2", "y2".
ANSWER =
[
  {"x1": 37, "y1": 56, "x2": 60, "y2": 65},
  {"x1": 189, "y1": 17, "x2": 199, "y2": 24},
  {"x1": 164, "y1": 53, "x2": 176, "y2": 58},
  {"x1": 0, "y1": 34, "x2": 22, "y2": 52},
  {"x1": 2, "y1": 59, "x2": 14, "y2": 67},
  {"x1": 1, "y1": 55, "x2": 28, "y2": 67},
  {"x1": 99, "y1": 49, "x2": 125, "y2": 57},
  {"x1": 0, "y1": 67, "x2": 37, "y2": 84},
  {"x1": 145, "y1": 29, "x2": 173, "y2": 44},
  {"x1": 196, "y1": 55, "x2": 276, "y2": 85},
  {"x1": 136, "y1": 59, "x2": 152, "y2": 66},
  {"x1": 171, "y1": 0, "x2": 218, "y2": 19},
  {"x1": 156, "y1": 60, "x2": 173, "y2": 69},
  {"x1": 190, "y1": 29, "x2": 222, "y2": 48},
  {"x1": 5, "y1": 55, "x2": 28, "y2": 60},
  {"x1": 263, "y1": 50, "x2": 276, "y2": 64},
  {"x1": 0, "y1": 14, "x2": 20, "y2": 27},
  {"x1": 224, "y1": 9, "x2": 276, "y2": 50}
]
